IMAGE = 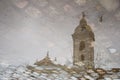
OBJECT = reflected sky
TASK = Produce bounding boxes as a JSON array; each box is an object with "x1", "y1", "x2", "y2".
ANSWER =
[{"x1": 0, "y1": 0, "x2": 120, "y2": 68}]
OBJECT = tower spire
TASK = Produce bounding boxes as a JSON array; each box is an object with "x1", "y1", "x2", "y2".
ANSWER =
[
  {"x1": 82, "y1": 12, "x2": 85, "y2": 18},
  {"x1": 47, "y1": 51, "x2": 49, "y2": 57},
  {"x1": 79, "y1": 12, "x2": 87, "y2": 30},
  {"x1": 54, "y1": 57, "x2": 57, "y2": 61}
]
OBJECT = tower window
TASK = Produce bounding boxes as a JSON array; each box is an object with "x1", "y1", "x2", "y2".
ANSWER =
[
  {"x1": 81, "y1": 54, "x2": 85, "y2": 61},
  {"x1": 79, "y1": 41, "x2": 85, "y2": 51}
]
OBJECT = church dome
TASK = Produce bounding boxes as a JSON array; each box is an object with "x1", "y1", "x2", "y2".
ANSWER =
[
  {"x1": 74, "y1": 12, "x2": 92, "y2": 33},
  {"x1": 74, "y1": 15, "x2": 88, "y2": 33}
]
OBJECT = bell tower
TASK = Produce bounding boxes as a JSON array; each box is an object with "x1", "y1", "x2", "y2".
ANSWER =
[{"x1": 72, "y1": 12, "x2": 95, "y2": 68}]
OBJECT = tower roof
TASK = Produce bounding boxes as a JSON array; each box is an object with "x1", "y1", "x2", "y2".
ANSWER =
[
  {"x1": 74, "y1": 12, "x2": 92, "y2": 33},
  {"x1": 73, "y1": 12, "x2": 95, "y2": 41}
]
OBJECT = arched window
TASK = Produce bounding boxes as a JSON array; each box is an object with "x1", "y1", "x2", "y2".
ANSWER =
[
  {"x1": 81, "y1": 54, "x2": 85, "y2": 61},
  {"x1": 79, "y1": 41, "x2": 85, "y2": 51}
]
